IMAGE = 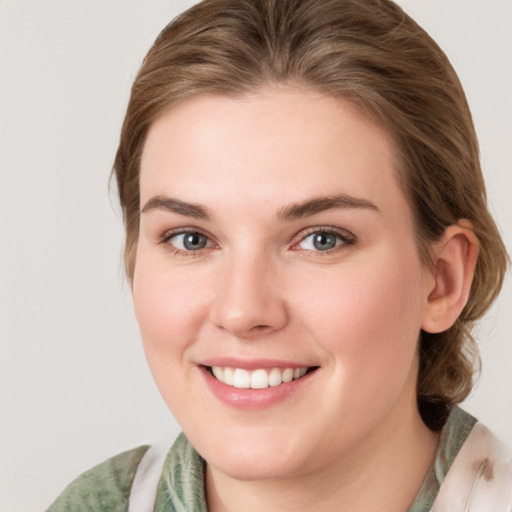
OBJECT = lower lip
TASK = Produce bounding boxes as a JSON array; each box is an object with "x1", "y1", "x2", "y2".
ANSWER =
[{"x1": 199, "y1": 366, "x2": 315, "y2": 409}]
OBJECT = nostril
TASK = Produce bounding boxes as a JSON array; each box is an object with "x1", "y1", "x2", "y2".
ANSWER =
[{"x1": 249, "y1": 324, "x2": 276, "y2": 336}]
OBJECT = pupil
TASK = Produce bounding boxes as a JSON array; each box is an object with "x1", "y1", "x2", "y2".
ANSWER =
[
  {"x1": 184, "y1": 233, "x2": 206, "y2": 250},
  {"x1": 313, "y1": 233, "x2": 336, "y2": 250}
]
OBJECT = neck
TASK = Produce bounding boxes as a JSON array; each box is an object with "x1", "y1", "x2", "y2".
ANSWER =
[{"x1": 206, "y1": 403, "x2": 439, "y2": 512}]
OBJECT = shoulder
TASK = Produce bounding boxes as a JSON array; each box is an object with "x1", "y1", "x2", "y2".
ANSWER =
[
  {"x1": 433, "y1": 411, "x2": 512, "y2": 511},
  {"x1": 47, "y1": 445, "x2": 150, "y2": 512}
]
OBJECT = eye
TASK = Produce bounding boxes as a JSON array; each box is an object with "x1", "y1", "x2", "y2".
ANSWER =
[
  {"x1": 165, "y1": 231, "x2": 212, "y2": 252},
  {"x1": 295, "y1": 228, "x2": 355, "y2": 253}
]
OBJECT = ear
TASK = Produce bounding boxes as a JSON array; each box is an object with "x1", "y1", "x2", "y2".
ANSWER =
[{"x1": 421, "y1": 220, "x2": 479, "y2": 334}]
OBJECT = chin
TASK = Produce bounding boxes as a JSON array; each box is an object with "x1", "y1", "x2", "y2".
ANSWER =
[
  {"x1": 209, "y1": 452, "x2": 304, "y2": 482},
  {"x1": 198, "y1": 430, "x2": 312, "y2": 482}
]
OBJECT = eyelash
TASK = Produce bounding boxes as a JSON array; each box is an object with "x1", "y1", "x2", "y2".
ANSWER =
[
  {"x1": 292, "y1": 227, "x2": 357, "y2": 256},
  {"x1": 159, "y1": 228, "x2": 215, "y2": 258},
  {"x1": 159, "y1": 226, "x2": 357, "y2": 258}
]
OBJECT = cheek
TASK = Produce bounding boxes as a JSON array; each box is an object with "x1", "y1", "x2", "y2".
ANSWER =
[
  {"x1": 131, "y1": 258, "x2": 213, "y2": 418},
  {"x1": 295, "y1": 247, "x2": 426, "y2": 374},
  {"x1": 132, "y1": 254, "x2": 208, "y2": 358}
]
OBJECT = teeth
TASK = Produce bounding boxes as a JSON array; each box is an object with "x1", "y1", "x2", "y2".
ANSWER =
[
  {"x1": 210, "y1": 366, "x2": 310, "y2": 389},
  {"x1": 233, "y1": 369, "x2": 250, "y2": 388},
  {"x1": 251, "y1": 369, "x2": 269, "y2": 389},
  {"x1": 223, "y1": 367, "x2": 234, "y2": 385},
  {"x1": 268, "y1": 368, "x2": 282, "y2": 387},
  {"x1": 212, "y1": 366, "x2": 223, "y2": 380},
  {"x1": 281, "y1": 368, "x2": 294, "y2": 383}
]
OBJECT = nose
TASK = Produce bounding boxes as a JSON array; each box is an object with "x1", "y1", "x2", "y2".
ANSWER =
[{"x1": 209, "y1": 253, "x2": 289, "y2": 339}]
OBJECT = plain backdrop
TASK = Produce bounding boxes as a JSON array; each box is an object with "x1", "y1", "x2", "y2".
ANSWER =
[{"x1": 0, "y1": 1, "x2": 510, "y2": 510}]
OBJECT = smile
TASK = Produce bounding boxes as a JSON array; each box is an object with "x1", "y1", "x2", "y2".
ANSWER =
[{"x1": 210, "y1": 366, "x2": 309, "y2": 389}]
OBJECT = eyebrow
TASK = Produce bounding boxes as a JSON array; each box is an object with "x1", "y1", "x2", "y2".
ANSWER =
[
  {"x1": 140, "y1": 193, "x2": 379, "y2": 221},
  {"x1": 141, "y1": 195, "x2": 211, "y2": 220},
  {"x1": 276, "y1": 193, "x2": 380, "y2": 221}
]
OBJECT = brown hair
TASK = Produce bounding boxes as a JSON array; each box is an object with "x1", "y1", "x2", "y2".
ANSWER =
[{"x1": 113, "y1": 0, "x2": 508, "y2": 429}]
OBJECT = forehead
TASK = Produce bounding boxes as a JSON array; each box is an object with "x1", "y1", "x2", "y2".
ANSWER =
[{"x1": 139, "y1": 88, "x2": 408, "y2": 221}]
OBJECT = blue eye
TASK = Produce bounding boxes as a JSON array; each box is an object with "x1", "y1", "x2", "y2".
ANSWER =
[
  {"x1": 297, "y1": 230, "x2": 352, "y2": 252},
  {"x1": 168, "y1": 232, "x2": 211, "y2": 251}
]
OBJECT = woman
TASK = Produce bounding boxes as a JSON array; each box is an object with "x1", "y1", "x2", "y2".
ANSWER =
[{"x1": 49, "y1": 0, "x2": 510, "y2": 510}]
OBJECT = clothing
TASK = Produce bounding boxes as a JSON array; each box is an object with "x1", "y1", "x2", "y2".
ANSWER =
[{"x1": 47, "y1": 407, "x2": 511, "y2": 511}]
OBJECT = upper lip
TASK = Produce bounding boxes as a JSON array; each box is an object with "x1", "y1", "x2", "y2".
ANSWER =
[{"x1": 199, "y1": 357, "x2": 317, "y2": 370}]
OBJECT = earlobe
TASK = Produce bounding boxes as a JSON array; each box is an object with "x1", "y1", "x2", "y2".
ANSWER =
[{"x1": 421, "y1": 221, "x2": 479, "y2": 334}]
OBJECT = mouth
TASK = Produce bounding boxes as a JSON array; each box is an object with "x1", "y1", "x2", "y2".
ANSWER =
[
  {"x1": 206, "y1": 365, "x2": 316, "y2": 389},
  {"x1": 199, "y1": 361, "x2": 319, "y2": 408}
]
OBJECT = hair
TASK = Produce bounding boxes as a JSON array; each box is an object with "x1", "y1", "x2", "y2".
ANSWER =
[{"x1": 113, "y1": 0, "x2": 508, "y2": 430}]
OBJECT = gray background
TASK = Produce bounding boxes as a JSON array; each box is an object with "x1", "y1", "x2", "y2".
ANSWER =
[{"x1": 1, "y1": 1, "x2": 510, "y2": 510}]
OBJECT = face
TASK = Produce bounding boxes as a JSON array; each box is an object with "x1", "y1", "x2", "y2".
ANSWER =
[{"x1": 133, "y1": 88, "x2": 434, "y2": 481}]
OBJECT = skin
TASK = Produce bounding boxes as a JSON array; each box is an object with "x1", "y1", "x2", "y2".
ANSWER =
[{"x1": 133, "y1": 88, "x2": 475, "y2": 511}]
